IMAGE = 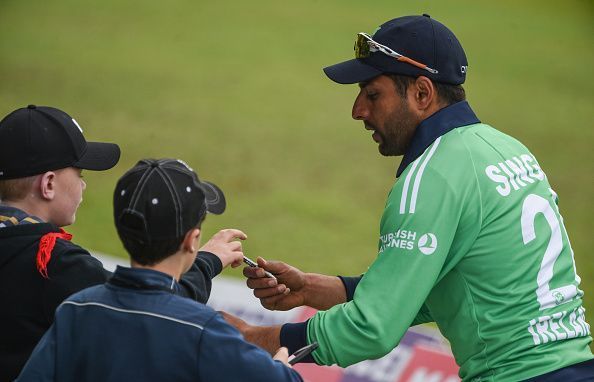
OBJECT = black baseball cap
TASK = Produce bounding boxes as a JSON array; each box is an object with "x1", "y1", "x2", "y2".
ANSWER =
[
  {"x1": 0, "y1": 105, "x2": 120, "y2": 180},
  {"x1": 114, "y1": 159, "x2": 226, "y2": 244},
  {"x1": 324, "y1": 14, "x2": 468, "y2": 85}
]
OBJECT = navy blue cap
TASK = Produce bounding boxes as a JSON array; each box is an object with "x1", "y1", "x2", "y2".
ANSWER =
[{"x1": 324, "y1": 15, "x2": 468, "y2": 85}]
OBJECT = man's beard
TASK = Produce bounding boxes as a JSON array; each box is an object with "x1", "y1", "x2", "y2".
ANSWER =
[{"x1": 371, "y1": 101, "x2": 418, "y2": 157}]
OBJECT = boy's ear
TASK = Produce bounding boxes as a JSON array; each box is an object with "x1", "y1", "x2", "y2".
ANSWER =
[
  {"x1": 39, "y1": 171, "x2": 56, "y2": 200},
  {"x1": 181, "y1": 228, "x2": 201, "y2": 253}
]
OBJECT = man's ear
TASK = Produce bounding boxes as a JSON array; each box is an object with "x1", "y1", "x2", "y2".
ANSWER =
[
  {"x1": 39, "y1": 171, "x2": 56, "y2": 201},
  {"x1": 181, "y1": 228, "x2": 201, "y2": 253},
  {"x1": 411, "y1": 76, "x2": 437, "y2": 111}
]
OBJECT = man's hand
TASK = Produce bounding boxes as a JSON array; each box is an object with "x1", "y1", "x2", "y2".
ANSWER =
[
  {"x1": 243, "y1": 257, "x2": 307, "y2": 311},
  {"x1": 273, "y1": 347, "x2": 292, "y2": 368},
  {"x1": 200, "y1": 229, "x2": 247, "y2": 268},
  {"x1": 244, "y1": 257, "x2": 348, "y2": 311}
]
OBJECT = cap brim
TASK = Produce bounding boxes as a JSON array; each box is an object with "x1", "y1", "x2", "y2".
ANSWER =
[
  {"x1": 74, "y1": 142, "x2": 121, "y2": 171},
  {"x1": 201, "y1": 181, "x2": 226, "y2": 215},
  {"x1": 323, "y1": 59, "x2": 383, "y2": 84}
]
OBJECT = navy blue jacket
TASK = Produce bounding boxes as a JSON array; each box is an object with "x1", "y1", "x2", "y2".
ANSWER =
[
  {"x1": 0, "y1": 205, "x2": 223, "y2": 381},
  {"x1": 17, "y1": 266, "x2": 302, "y2": 382}
]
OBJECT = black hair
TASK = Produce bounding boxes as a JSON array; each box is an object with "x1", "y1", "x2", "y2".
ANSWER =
[
  {"x1": 387, "y1": 74, "x2": 466, "y2": 105},
  {"x1": 118, "y1": 213, "x2": 207, "y2": 266}
]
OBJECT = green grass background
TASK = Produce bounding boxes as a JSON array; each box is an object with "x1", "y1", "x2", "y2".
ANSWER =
[{"x1": 1, "y1": 0, "x2": 592, "y2": 332}]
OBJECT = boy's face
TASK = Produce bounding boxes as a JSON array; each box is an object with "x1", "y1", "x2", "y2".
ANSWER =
[{"x1": 50, "y1": 167, "x2": 86, "y2": 227}]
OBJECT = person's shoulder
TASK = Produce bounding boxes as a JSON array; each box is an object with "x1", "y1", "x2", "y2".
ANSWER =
[
  {"x1": 50, "y1": 239, "x2": 105, "y2": 272},
  {"x1": 398, "y1": 129, "x2": 477, "y2": 192},
  {"x1": 426, "y1": 123, "x2": 532, "y2": 181},
  {"x1": 61, "y1": 286, "x2": 219, "y2": 330},
  {"x1": 52, "y1": 235, "x2": 91, "y2": 255},
  {"x1": 435, "y1": 123, "x2": 486, "y2": 160},
  {"x1": 61, "y1": 283, "x2": 107, "y2": 304},
  {"x1": 453, "y1": 123, "x2": 535, "y2": 159},
  {"x1": 161, "y1": 293, "x2": 219, "y2": 327},
  {"x1": 45, "y1": 239, "x2": 109, "y2": 288}
]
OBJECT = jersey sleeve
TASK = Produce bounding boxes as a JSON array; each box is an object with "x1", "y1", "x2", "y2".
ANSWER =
[
  {"x1": 411, "y1": 303, "x2": 433, "y2": 326},
  {"x1": 338, "y1": 273, "x2": 432, "y2": 324},
  {"x1": 338, "y1": 275, "x2": 362, "y2": 301},
  {"x1": 306, "y1": 164, "x2": 474, "y2": 367}
]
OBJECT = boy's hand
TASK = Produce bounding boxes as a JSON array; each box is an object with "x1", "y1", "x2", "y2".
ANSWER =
[{"x1": 200, "y1": 229, "x2": 247, "y2": 268}]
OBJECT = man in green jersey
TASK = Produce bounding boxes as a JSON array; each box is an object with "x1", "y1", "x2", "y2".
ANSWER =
[{"x1": 230, "y1": 15, "x2": 594, "y2": 381}]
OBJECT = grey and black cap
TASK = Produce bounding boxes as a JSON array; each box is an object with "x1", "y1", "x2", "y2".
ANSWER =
[{"x1": 113, "y1": 158, "x2": 226, "y2": 244}]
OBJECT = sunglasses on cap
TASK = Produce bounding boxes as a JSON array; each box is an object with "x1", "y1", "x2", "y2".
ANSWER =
[{"x1": 354, "y1": 32, "x2": 438, "y2": 75}]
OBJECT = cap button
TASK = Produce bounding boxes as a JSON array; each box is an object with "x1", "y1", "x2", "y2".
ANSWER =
[
  {"x1": 27, "y1": 104, "x2": 37, "y2": 109},
  {"x1": 422, "y1": 13, "x2": 431, "y2": 18},
  {"x1": 150, "y1": 162, "x2": 159, "y2": 168}
]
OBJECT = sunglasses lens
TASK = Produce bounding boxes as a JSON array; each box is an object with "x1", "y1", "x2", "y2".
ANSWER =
[{"x1": 354, "y1": 34, "x2": 370, "y2": 58}]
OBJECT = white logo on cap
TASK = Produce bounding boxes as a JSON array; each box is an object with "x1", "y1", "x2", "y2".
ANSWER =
[
  {"x1": 461, "y1": 65, "x2": 468, "y2": 74},
  {"x1": 176, "y1": 159, "x2": 194, "y2": 172},
  {"x1": 72, "y1": 118, "x2": 83, "y2": 133}
]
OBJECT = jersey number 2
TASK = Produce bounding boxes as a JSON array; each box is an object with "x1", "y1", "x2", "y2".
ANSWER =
[{"x1": 521, "y1": 193, "x2": 579, "y2": 310}]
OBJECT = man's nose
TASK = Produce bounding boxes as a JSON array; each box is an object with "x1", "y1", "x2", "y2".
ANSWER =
[{"x1": 352, "y1": 92, "x2": 369, "y2": 120}]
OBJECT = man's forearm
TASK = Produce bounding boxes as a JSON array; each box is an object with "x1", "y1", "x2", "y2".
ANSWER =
[
  {"x1": 302, "y1": 273, "x2": 347, "y2": 310},
  {"x1": 244, "y1": 325, "x2": 282, "y2": 355},
  {"x1": 235, "y1": 274, "x2": 348, "y2": 360}
]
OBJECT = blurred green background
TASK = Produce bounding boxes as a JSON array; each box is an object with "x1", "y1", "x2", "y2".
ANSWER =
[{"x1": 1, "y1": 0, "x2": 592, "y2": 331}]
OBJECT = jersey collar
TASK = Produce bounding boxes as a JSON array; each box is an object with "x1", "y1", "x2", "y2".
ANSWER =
[{"x1": 396, "y1": 100, "x2": 480, "y2": 177}]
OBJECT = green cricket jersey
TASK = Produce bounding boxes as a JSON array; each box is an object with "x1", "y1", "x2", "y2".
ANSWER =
[{"x1": 305, "y1": 102, "x2": 593, "y2": 381}]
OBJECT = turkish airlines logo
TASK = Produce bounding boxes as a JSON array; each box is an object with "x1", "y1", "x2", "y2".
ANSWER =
[{"x1": 418, "y1": 233, "x2": 437, "y2": 255}]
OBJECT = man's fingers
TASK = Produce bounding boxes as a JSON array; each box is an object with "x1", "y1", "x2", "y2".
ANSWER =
[
  {"x1": 243, "y1": 266, "x2": 265, "y2": 279},
  {"x1": 257, "y1": 257, "x2": 288, "y2": 274},
  {"x1": 253, "y1": 284, "x2": 287, "y2": 299},
  {"x1": 273, "y1": 347, "x2": 290, "y2": 366},
  {"x1": 273, "y1": 347, "x2": 289, "y2": 359},
  {"x1": 246, "y1": 276, "x2": 278, "y2": 290}
]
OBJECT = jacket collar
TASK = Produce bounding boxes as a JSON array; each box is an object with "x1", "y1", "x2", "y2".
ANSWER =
[
  {"x1": 0, "y1": 204, "x2": 43, "y2": 228},
  {"x1": 109, "y1": 265, "x2": 179, "y2": 293},
  {"x1": 396, "y1": 101, "x2": 480, "y2": 177}
]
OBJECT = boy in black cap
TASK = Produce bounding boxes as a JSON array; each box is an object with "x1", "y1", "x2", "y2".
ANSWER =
[
  {"x1": 0, "y1": 106, "x2": 248, "y2": 380},
  {"x1": 18, "y1": 159, "x2": 302, "y2": 382}
]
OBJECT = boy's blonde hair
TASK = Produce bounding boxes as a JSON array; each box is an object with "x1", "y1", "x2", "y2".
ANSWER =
[{"x1": 0, "y1": 176, "x2": 37, "y2": 202}]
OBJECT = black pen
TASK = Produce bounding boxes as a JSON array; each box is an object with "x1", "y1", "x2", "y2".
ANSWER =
[
  {"x1": 243, "y1": 256, "x2": 276, "y2": 280},
  {"x1": 288, "y1": 342, "x2": 319, "y2": 365}
]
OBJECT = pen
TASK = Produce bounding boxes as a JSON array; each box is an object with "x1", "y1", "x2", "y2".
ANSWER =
[
  {"x1": 243, "y1": 256, "x2": 277, "y2": 280},
  {"x1": 288, "y1": 342, "x2": 319, "y2": 365}
]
